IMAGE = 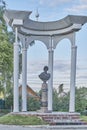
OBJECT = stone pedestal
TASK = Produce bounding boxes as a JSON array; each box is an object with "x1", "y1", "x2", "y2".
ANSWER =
[{"x1": 41, "y1": 82, "x2": 48, "y2": 113}]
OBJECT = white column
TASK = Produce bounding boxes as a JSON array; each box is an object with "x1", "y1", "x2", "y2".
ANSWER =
[
  {"x1": 22, "y1": 47, "x2": 27, "y2": 111},
  {"x1": 13, "y1": 27, "x2": 19, "y2": 112},
  {"x1": 69, "y1": 45, "x2": 77, "y2": 112},
  {"x1": 48, "y1": 37, "x2": 54, "y2": 112}
]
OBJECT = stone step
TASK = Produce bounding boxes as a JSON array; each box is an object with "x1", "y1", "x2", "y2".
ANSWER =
[
  {"x1": 38, "y1": 113, "x2": 87, "y2": 125},
  {"x1": 41, "y1": 114, "x2": 80, "y2": 123},
  {"x1": 12, "y1": 111, "x2": 87, "y2": 125}
]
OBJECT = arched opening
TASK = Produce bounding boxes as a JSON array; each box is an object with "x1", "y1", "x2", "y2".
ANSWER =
[
  {"x1": 27, "y1": 40, "x2": 48, "y2": 92},
  {"x1": 54, "y1": 38, "x2": 71, "y2": 111}
]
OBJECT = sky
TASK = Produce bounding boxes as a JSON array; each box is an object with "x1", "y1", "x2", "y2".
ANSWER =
[{"x1": 4, "y1": 0, "x2": 87, "y2": 92}]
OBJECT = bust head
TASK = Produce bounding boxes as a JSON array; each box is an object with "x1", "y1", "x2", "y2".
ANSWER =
[{"x1": 44, "y1": 66, "x2": 48, "y2": 73}]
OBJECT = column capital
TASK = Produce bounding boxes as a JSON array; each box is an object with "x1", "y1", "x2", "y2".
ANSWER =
[
  {"x1": 48, "y1": 47, "x2": 54, "y2": 52},
  {"x1": 48, "y1": 36, "x2": 55, "y2": 52},
  {"x1": 71, "y1": 45, "x2": 77, "y2": 50},
  {"x1": 71, "y1": 45, "x2": 77, "y2": 48},
  {"x1": 48, "y1": 41, "x2": 54, "y2": 50},
  {"x1": 14, "y1": 42, "x2": 20, "y2": 46},
  {"x1": 21, "y1": 37, "x2": 29, "y2": 50},
  {"x1": 22, "y1": 47, "x2": 27, "y2": 51}
]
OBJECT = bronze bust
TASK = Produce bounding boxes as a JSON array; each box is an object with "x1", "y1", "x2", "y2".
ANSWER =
[{"x1": 39, "y1": 66, "x2": 50, "y2": 83}]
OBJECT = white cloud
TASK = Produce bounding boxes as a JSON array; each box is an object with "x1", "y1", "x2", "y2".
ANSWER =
[
  {"x1": 65, "y1": 0, "x2": 87, "y2": 14},
  {"x1": 80, "y1": 0, "x2": 87, "y2": 3},
  {"x1": 49, "y1": 0, "x2": 70, "y2": 7},
  {"x1": 54, "y1": 60, "x2": 70, "y2": 72},
  {"x1": 38, "y1": 0, "x2": 87, "y2": 20},
  {"x1": 39, "y1": 0, "x2": 71, "y2": 7},
  {"x1": 66, "y1": 4, "x2": 87, "y2": 14}
]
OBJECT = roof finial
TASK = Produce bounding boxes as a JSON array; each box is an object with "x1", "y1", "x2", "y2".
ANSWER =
[{"x1": 35, "y1": 8, "x2": 39, "y2": 21}]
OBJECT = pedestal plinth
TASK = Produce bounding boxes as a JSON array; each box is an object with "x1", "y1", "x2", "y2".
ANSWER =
[{"x1": 41, "y1": 82, "x2": 48, "y2": 113}]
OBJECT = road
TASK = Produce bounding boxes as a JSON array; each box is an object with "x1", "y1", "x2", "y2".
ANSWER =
[
  {"x1": 0, "y1": 125, "x2": 49, "y2": 130},
  {"x1": 0, "y1": 125, "x2": 87, "y2": 130}
]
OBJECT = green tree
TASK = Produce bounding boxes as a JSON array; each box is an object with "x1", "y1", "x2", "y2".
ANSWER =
[
  {"x1": 53, "y1": 88, "x2": 59, "y2": 111},
  {"x1": 75, "y1": 87, "x2": 87, "y2": 112},
  {"x1": 27, "y1": 97, "x2": 40, "y2": 111},
  {"x1": 53, "y1": 87, "x2": 87, "y2": 113},
  {"x1": 0, "y1": 1, "x2": 13, "y2": 102},
  {"x1": 5, "y1": 87, "x2": 13, "y2": 110},
  {"x1": 53, "y1": 88, "x2": 69, "y2": 111}
]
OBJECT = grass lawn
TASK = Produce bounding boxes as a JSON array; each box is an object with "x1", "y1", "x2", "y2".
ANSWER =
[
  {"x1": 80, "y1": 116, "x2": 87, "y2": 122},
  {"x1": 0, "y1": 114, "x2": 47, "y2": 125}
]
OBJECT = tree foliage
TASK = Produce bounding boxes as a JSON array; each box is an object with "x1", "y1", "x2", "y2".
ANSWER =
[
  {"x1": 0, "y1": 2, "x2": 13, "y2": 99},
  {"x1": 3, "y1": 86, "x2": 87, "y2": 113},
  {"x1": 53, "y1": 86, "x2": 87, "y2": 113},
  {"x1": 27, "y1": 97, "x2": 40, "y2": 111},
  {"x1": 75, "y1": 87, "x2": 87, "y2": 112},
  {"x1": 53, "y1": 88, "x2": 69, "y2": 111}
]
